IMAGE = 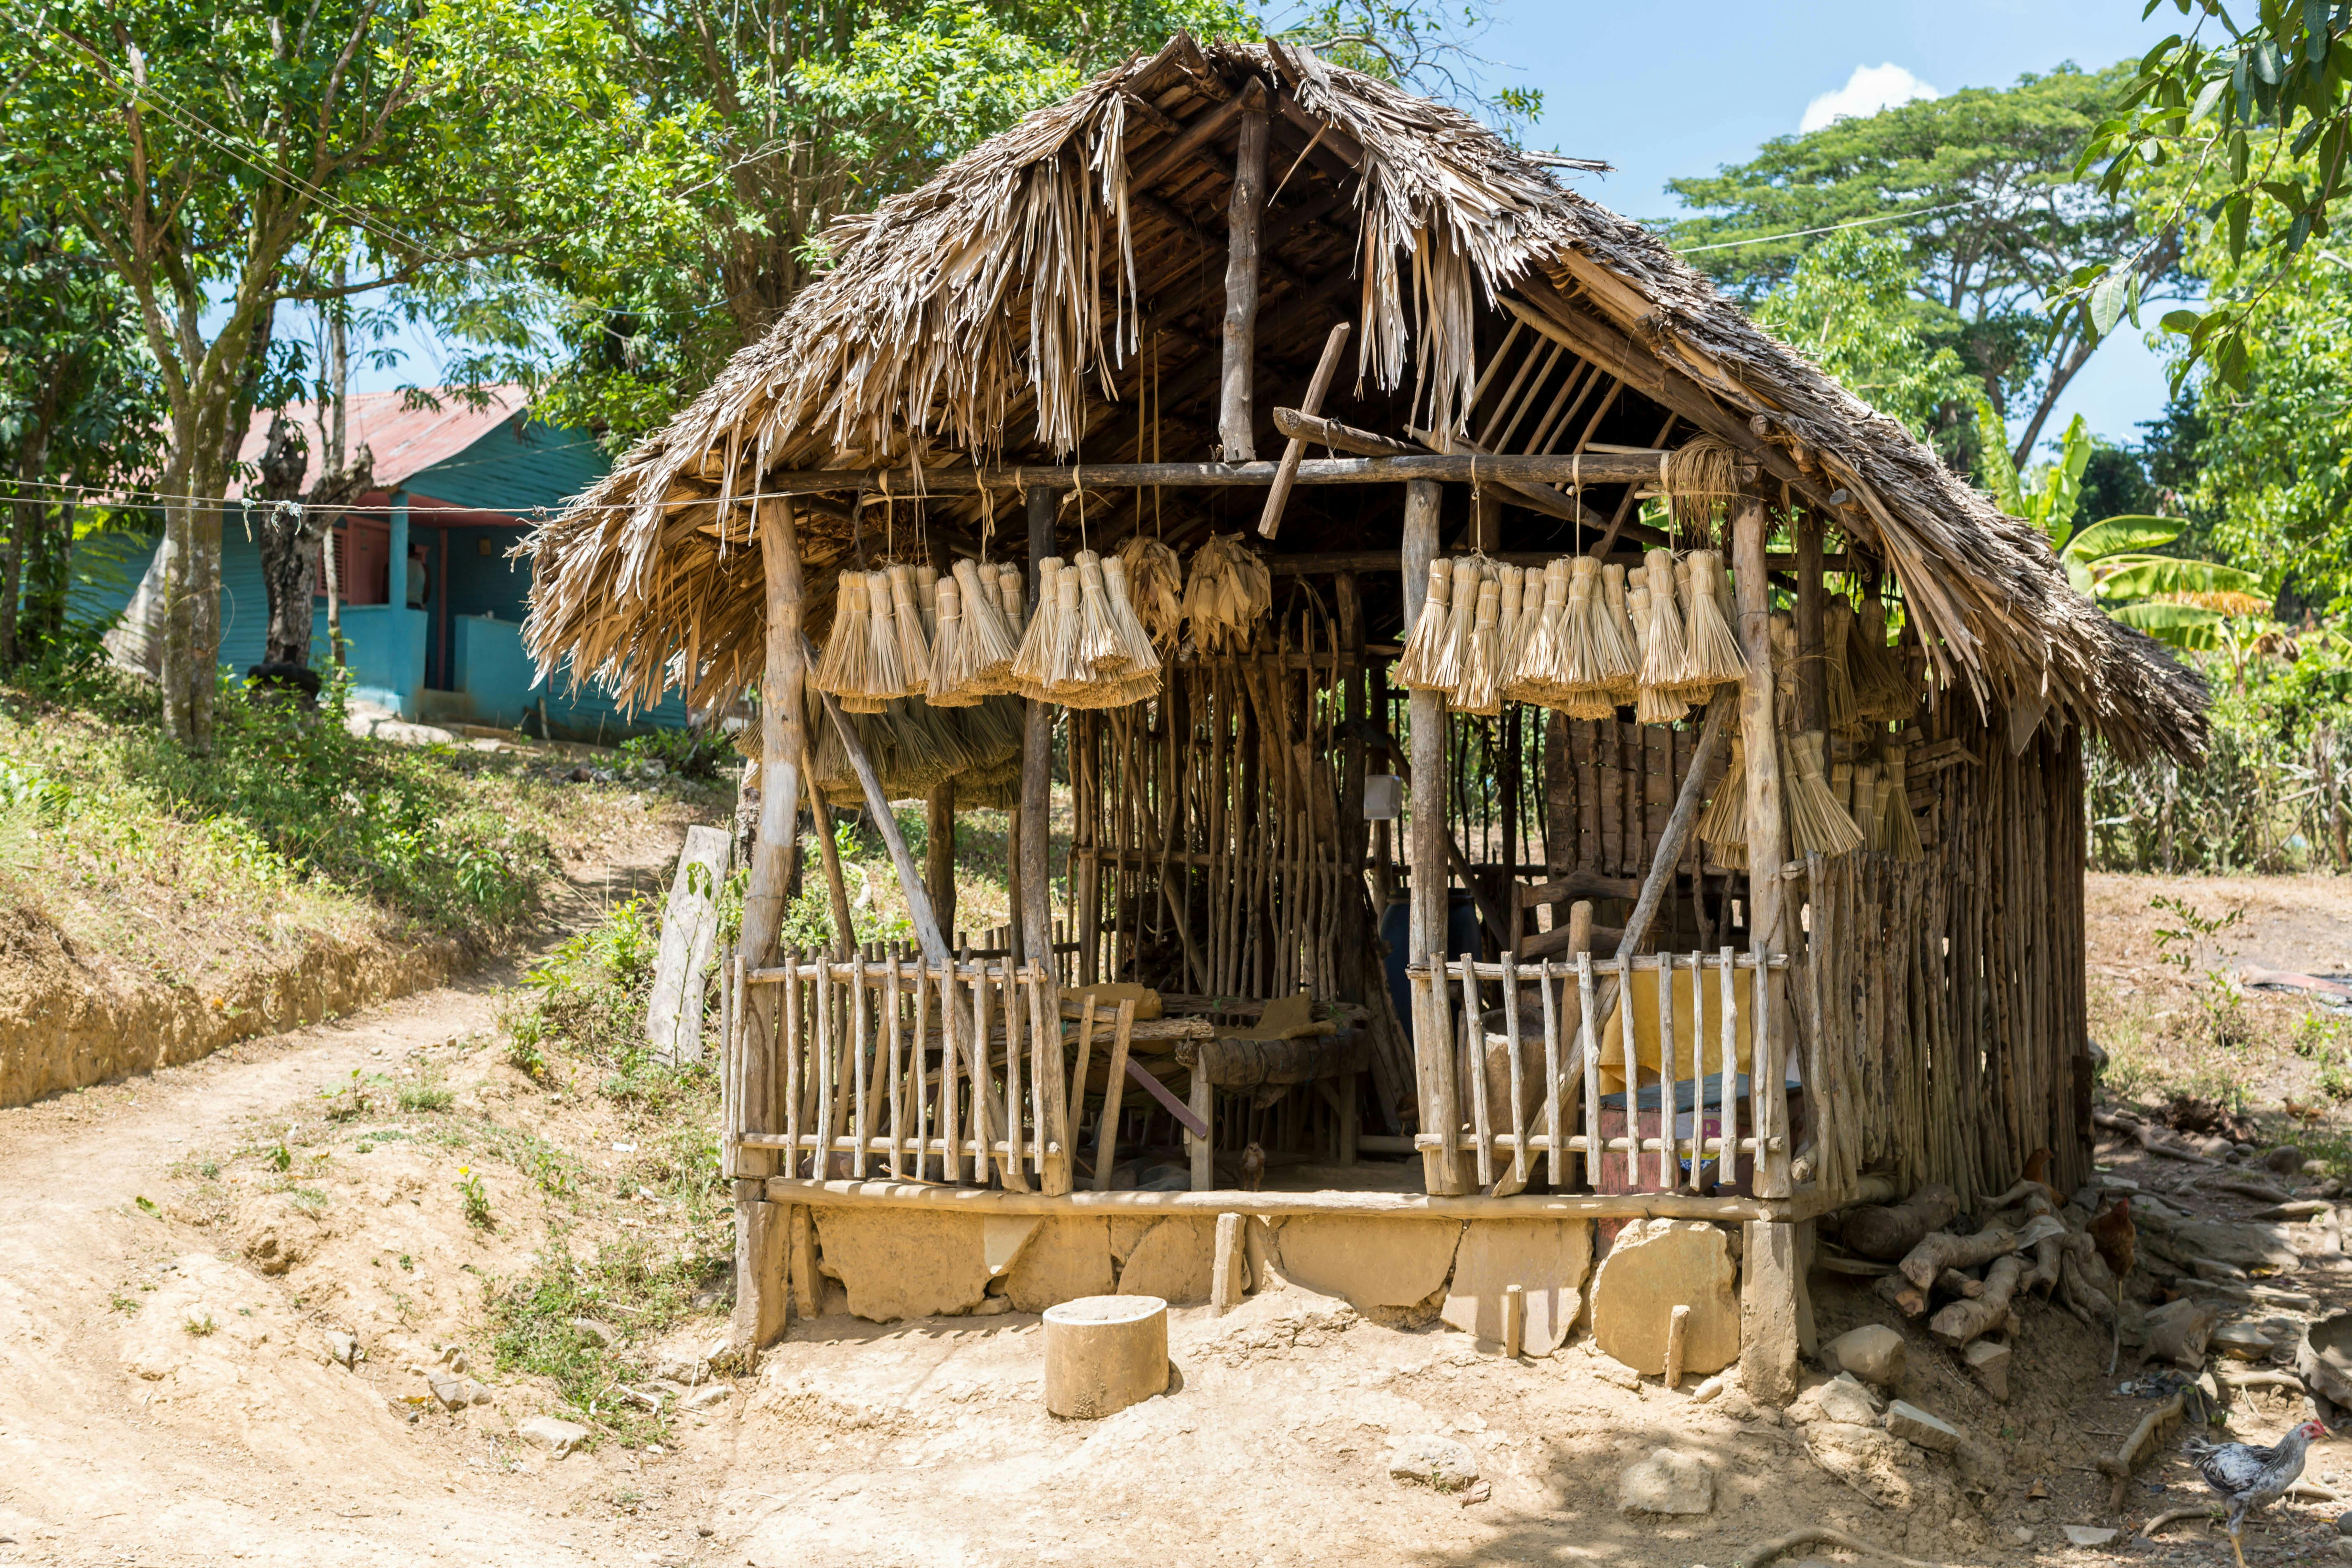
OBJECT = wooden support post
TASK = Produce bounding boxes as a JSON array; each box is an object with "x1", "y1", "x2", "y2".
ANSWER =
[
  {"x1": 801, "y1": 735, "x2": 855, "y2": 959},
  {"x1": 1664, "y1": 1302, "x2": 1691, "y2": 1389},
  {"x1": 730, "y1": 498, "x2": 805, "y2": 1350},
  {"x1": 1402, "y1": 478, "x2": 1466, "y2": 1195},
  {"x1": 1219, "y1": 101, "x2": 1269, "y2": 463},
  {"x1": 1258, "y1": 321, "x2": 1351, "y2": 538},
  {"x1": 1213, "y1": 1212, "x2": 1245, "y2": 1315},
  {"x1": 1019, "y1": 483, "x2": 1068, "y2": 1194},
  {"x1": 730, "y1": 1181, "x2": 788, "y2": 1349},
  {"x1": 925, "y1": 780, "x2": 956, "y2": 948},
  {"x1": 1189, "y1": 1070, "x2": 1215, "y2": 1191},
  {"x1": 1732, "y1": 493, "x2": 1794, "y2": 1200},
  {"x1": 1740, "y1": 1218, "x2": 1803, "y2": 1406},
  {"x1": 1795, "y1": 511, "x2": 1826, "y2": 735},
  {"x1": 786, "y1": 1202, "x2": 819, "y2": 1319},
  {"x1": 1503, "y1": 1283, "x2": 1526, "y2": 1360}
]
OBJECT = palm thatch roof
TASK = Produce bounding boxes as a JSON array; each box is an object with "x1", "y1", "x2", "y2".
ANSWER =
[{"x1": 522, "y1": 35, "x2": 2205, "y2": 764}]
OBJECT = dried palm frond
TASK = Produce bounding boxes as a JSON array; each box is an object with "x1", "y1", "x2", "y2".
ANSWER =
[
  {"x1": 1784, "y1": 730, "x2": 1864, "y2": 855},
  {"x1": 1116, "y1": 535, "x2": 1184, "y2": 647},
  {"x1": 1453, "y1": 577, "x2": 1503, "y2": 716},
  {"x1": 1681, "y1": 548, "x2": 1748, "y2": 688},
  {"x1": 1396, "y1": 558, "x2": 1456, "y2": 691},
  {"x1": 1697, "y1": 735, "x2": 1749, "y2": 869},
  {"x1": 1183, "y1": 533, "x2": 1272, "y2": 652},
  {"x1": 887, "y1": 564, "x2": 931, "y2": 694},
  {"x1": 1851, "y1": 596, "x2": 1917, "y2": 722}
]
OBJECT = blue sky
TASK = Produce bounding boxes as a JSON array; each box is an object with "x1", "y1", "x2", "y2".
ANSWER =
[
  {"x1": 340, "y1": 0, "x2": 2177, "y2": 458},
  {"x1": 1483, "y1": 0, "x2": 2181, "y2": 455}
]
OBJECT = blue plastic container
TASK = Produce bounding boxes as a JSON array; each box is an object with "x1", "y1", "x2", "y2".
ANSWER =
[{"x1": 1379, "y1": 888, "x2": 1482, "y2": 1032}]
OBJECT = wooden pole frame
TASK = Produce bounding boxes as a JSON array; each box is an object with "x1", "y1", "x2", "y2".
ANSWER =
[{"x1": 1401, "y1": 478, "x2": 1466, "y2": 1195}]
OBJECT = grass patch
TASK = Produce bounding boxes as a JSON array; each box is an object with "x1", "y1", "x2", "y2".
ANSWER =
[{"x1": 397, "y1": 1068, "x2": 455, "y2": 1114}]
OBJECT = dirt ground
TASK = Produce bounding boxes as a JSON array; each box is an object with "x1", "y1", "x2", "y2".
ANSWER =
[{"x1": 6, "y1": 871, "x2": 2352, "y2": 1567}]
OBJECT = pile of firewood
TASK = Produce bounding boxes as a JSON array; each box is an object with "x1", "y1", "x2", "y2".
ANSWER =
[{"x1": 1831, "y1": 1175, "x2": 2124, "y2": 1394}]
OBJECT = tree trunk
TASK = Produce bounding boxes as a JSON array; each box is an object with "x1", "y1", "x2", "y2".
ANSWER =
[{"x1": 3, "y1": 417, "x2": 52, "y2": 669}]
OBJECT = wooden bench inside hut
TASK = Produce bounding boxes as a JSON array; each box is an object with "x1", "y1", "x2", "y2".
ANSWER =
[{"x1": 521, "y1": 38, "x2": 2206, "y2": 1392}]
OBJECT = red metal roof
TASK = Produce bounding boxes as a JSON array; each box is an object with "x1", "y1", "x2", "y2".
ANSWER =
[{"x1": 227, "y1": 386, "x2": 527, "y2": 498}]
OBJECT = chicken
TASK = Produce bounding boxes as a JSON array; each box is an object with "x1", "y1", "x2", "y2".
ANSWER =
[
  {"x1": 2188, "y1": 1419, "x2": 2328, "y2": 1568},
  {"x1": 2022, "y1": 1147, "x2": 2066, "y2": 1210},
  {"x1": 2284, "y1": 1094, "x2": 2327, "y2": 1127},
  {"x1": 1239, "y1": 1142, "x2": 1265, "y2": 1192},
  {"x1": 2090, "y1": 1195, "x2": 2136, "y2": 1283}
]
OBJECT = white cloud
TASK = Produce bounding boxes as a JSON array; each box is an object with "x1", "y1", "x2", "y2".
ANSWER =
[{"x1": 1800, "y1": 64, "x2": 1940, "y2": 133}]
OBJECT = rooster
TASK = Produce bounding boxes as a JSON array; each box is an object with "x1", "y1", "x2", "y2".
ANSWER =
[{"x1": 2188, "y1": 1419, "x2": 2328, "y2": 1568}]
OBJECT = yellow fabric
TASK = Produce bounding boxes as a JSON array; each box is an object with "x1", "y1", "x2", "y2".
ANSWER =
[
  {"x1": 1226, "y1": 991, "x2": 1334, "y2": 1041},
  {"x1": 1596, "y1": 966, "x2": 1756, "y2": 1097}
]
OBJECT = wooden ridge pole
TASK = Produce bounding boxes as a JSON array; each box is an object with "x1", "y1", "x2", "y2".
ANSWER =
[{"x1": 1220, "y1": 94, "x2": 1269, "y2": 463}]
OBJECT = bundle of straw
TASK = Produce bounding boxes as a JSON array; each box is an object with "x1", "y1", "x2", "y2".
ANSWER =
[
  {"x1": 887, "y1": 565, "x2": 931, "y2": 694},
  {"x1": 1099, "y1": 552, "x2": 1162, "y2": 703},
  {"x1": 1396, "y1": 559, "x2": 1457, "y2": 691},
  {"x1": 1553, "y1": 557, "x2": 1618, "y2": 719},
  {"x1": 1453, "y1": 577, "x2": 1504, "y2": 716},
  {"x1": 849, "y1": 570, "x2": 908, "y2": 711},
  {"x1": 1182, "y1": 534, "x2": 1272, "y2": 652},
  {"x1": 1822, "y1": 600, "x2": 1860, "y2": 736},
  {"x1": 1501, "y1": 558, "x2": 1566, "y2": 705},
  {"x1": 1879, "y1": 743, "x2": 1924, "y2": 861},
  {"x1": 1012, "y1": 557, "x2": 1068, "y2": 698},
  {"x1": 947, "y1": 558, "x2": 1020, "y2": 697},
  {"x1": 1851, "y1": 761, "x2": 1883, "y2": 853},
  {"x1": 1632, "y1": 552, "x2": 1689, "y2": 725},
  {"x1": 1783, "y1": 730, "x2": 1864, "y2": 855},
  {"x1": 1116, "y1": 536, "x2": 1184, "y2": 648},
  {"x1": 916, "y1": 563, "x2": 940, "y2": 641},
  {"x1": 1440, "y1": 558, "x2": 1484, "y2": 693},
  {"x1": 1596, "y1": 562, "x2": 1640, "y2": 706},
  {"x1": 1680, "y1": 549, "x2": 1748, "y2": 690},
  {"x1": 1850, "y1": 597, "x2": 1916, "y2": 722},
  {"x1": 1494, "y1": 563, "x2": 1526, "y2": 674},
  {"x1": 927, "y1": 572, "x2": 980, "y2": 707},
  {"x1": 1696, "y1": 735, "x2": 1749, "y2": 869},
  {"x1": 813, "y1": 571, "x2": 870, "y2": 705},
  {"x1": 1664, "y1": 436, "x2": 1742, "y2": 537},
  {"x1": 1770, "y1": 612, "x2": 1800, "y2": 728}
]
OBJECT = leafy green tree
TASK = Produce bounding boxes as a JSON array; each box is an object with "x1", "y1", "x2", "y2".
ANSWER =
[
  {"x1": 0, "y1": 209, "x2": 162, "y2": 666},
  {"x1": 1, "y1": 0, "x2": 706, "y2": 749},
  {"x1": 2076, "y1": 3, "x2": 2352, "y2": 390},
  {"x1": 1669, "y1": 63, "x2": 2169, "y2": 468},
  {"x1": 1750, "y1": 229, "x2": 1978, "y2": 457}
]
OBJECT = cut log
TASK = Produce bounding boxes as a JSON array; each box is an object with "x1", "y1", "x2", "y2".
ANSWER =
[
  {"x1": 647, "y1": 824, "x2": 733, "y2": 1064},
  {"x1": 2096, "y1": 1393, "x2": 2184, "y2": 1512},
  {"x1": 1174, "y1": 1032, "x2": 1367, "y2": 1088},
  {"x1": 1043, "y1": 1295, "x2": 1170, "y2": 1419},
  {"x1": 1928, "y1": 1254, "x2": 2022, "y2": 1347},
  {"x1": 1840, "y1": 1183, "x2": 1960, "y2": 1261}
]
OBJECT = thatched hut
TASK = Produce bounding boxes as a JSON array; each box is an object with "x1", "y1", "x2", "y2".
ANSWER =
[{"x1": 524, "y1": 37, "x2": 2204, "y2": 1394}]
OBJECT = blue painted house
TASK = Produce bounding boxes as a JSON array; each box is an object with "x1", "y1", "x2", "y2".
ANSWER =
[{"x1": 78, "y1": 387, "x2": 686, "y2": 739}]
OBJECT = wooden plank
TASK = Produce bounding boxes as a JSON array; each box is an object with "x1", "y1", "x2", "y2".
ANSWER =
[{"x1": 762, "y1": 1175, "x2": 1782, "y2": 1221}]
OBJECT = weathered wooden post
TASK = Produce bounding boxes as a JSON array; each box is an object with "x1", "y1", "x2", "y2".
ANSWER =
[
  {"x1": 1731, "y1": 490, "x2": 1800, "y2": 1405},
  {"x1": 1402, "y1": 478, "x2": 1466, "y2": 1195},
  {"x1": 731, "y1": 496, "x2": 804, "y2": 1352},
  {"x1": 1219, "y1": 92, "x2": 1268, "y2": 463},
  {"x1": 1020, "y1": 484, "x2": 1073, "y2": 1194}
]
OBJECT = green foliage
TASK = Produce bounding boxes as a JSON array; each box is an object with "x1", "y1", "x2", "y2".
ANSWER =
[
  {"x1": 1751, "y1": 231, "x2": 1976, "y2": 453},
  {"x1": 455, "y1": 1165, "x2": 492, "y2": 1230},
  {"x1": 183, "y1": 1312, "x2": 216, "y2": 1338},
  {"x1": 1976, "y1": 401, "x2": 2091, "y2": 537},
  {"x1": 397, "y1": 1068, "x2": 455, "y2": 1114},
  {"x1": 2079, "y1": 4, "x2": 2352, "y2": 390},
  {"x1": 2089, "y1": 631, "x2": 2352, "y2": 873},
  {"x1": 619, "y1": 727, "x2": 735, "y2": 782},
  {"x1": 2, "y1": 657, "x2": 556, "y2": 938},
  {"x1": 320, "y1": 1068, "x2": 371, "y2": 1123},
  {"x1": 1671, "y1": 62, "x2": 2155, "y2": 461}
]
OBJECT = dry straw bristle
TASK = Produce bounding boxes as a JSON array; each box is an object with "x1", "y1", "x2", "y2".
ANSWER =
[
  {"x1": 1682, "y1": 549, "x2": 1748, "y2": 689},
  {"x1": 1881, "y1": 744, "x2": 1924, "y2": 861},
  {"x1": 1453, "y1": 578, "x2": 1503, "y2": 715},
  {"x1": 1440, "y1": 558, "x2": 1484, "y2": 690},
  {"x1": 813, "y1": 569, "x2": 869, "y2": 702},
  {"x1": 888, "y1": 564, "x2": 930, "y2": 695},
  {"x1": 1633, "y1": 554, "x2": 1688, "y2": 725},
  {"x1": 1597, "y1": 562, "x2": 1639, "y2": 704},
  {"x1": 1044, "y1": 566, "x2": 1092, "y2": 702},
  {"x1": 1072, "y1": 550, "x2": 1125, "y2": 674},
  {"x1": 1012, "y1": 557, "x2": 1065, "y2": 696},
  {"x1": 927, "y1": 575, "x2": 982, "y2": 707},
  {"x1": 916, "y1": 563, "x2": 940, "y2": 640},
  {"x1": 1663, "y1": 435, "x2": 1742, "y2": 538},
  {"x1": 1851, "y1": 597, "x2": 1917, "y2": 722},
  {"x1": 1697, "y1": 735, "x2": 1749, "y2": 868},
  {"x1": 854, "y1": 570, "x2": 908, "y2": 710},
  {"x1": 1101, "y1": 553, "x2": 1163, "y2": 695},
  {"x1": 1501, "y1": 558, "x2": 1565, "y2": 705},
  {"x1": 1115, "y1": 535, "x2": 1184, "y2": 647},
  {"x1": 1395, "y1": 558, "x2": 1455, "y2": 691},
  {"x1": 1784, "y1": 730, "x2": 1864, "y2": 855},
  {"x1": 952, "y1": 559, "x2": 1019, "y2": 696},
  {"x1": 1823, "y1": 600, "x2": 1860, "y2": 735},
  {"x1": 1852, "y1": 761, "x2": 1883, "y2": 852}
]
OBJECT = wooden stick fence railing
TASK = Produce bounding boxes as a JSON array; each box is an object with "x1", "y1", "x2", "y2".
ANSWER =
[
  {"x1": 1406, "y1": 949, "x2": 1792, "y2": 1195},
  {"x1": 725, "y1": 952, "x2": 1066, "y2": 1186}
]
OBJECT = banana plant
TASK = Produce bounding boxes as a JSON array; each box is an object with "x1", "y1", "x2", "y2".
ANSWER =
[{"x1": 1974, "y1": 400, "x2": 2264, "y2": 650}]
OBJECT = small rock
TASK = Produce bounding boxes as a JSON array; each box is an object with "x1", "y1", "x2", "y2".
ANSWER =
[
  {"x1": 1791, "y1": 1375, "x2": 1882, "y2": 1427},
  {"x1": 1884, "y1": 1399, "x2": 1961, "y2": 1454},
  {"x1": 2337, "y1": 1511, "x2": 2352, "y2": 1537},
  {"x1": 1820, "y1": 1324, "x2": 1906, "y2": 1389},
  {"x1": 2332, "y1": 1537, "x2": 2352, "y2": 1561},
  {"x1": 684, "y1": 1383, "x2": 733, "y2": 1411},
  {"x1": 2012, "y1": 1526, "x2": 2035, "y2": 1546},
  {"x1": 2062, "y1": 1524, "x2": 2120, "y2": 1547},
  {"x1": 324, "y1": 1330, "x2": 359, "y2": 1368},
  {"x1": 654, "y1": 1354, "x2": 708, "y2": 1382},
  {"x1": 1616, "y1": 1448, "x2": 1715, "y2": 1515},
  {"x1": 2213, "y1": 1323, "x2": 2276, "y2": 1361},
  {"x1": 1690, "y1": 1373, "x2": 1729, "y2": 1404},
  {"x1": 571, "y1": 1317, "x2": 619, "y2": 1347},
  {"x1": 1592, "y1": 1359, "x2": 1643, "y2": 1391},
  {"x1": 2264, "y1": 1146, "x2": 2309, "y2": 1176},
  {"x1": 697, "y1": 1524, "x2": 715, "y2": 1538},
  {"x1": 518, "y1": 1416, "x2": 591, "y2": 1457},
  {"x1": 1388, "y1": 1435, "x2": 1479, "y2": 1490},
  {"x1": 2322, "y1": 1178, "x2": 2347, "y2": 1199},
  {"x1": 2216, "y1": 1138, "x2": 2250, "y2": 1160},
  {"x1": 2307, "y1": 1160, "x2": 2332, "y2": 1179},
  {"x1": 1962, "y1": 1339, "x2": 2011, "y2": 1401},
  {"x1": 1457, "y1": 1480, "x2": 1492, "y2": 1506},
  {"x1": 2193, "y1": 1256, "x2": 2251, "y2": 1282}
]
